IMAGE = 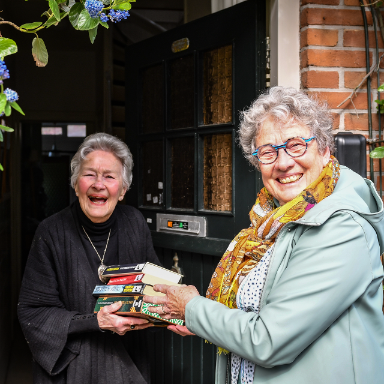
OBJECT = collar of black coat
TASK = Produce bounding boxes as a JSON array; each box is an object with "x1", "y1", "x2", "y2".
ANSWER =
[{"x1": 74, "y1": 198, "x2": 117, "y2": 241}]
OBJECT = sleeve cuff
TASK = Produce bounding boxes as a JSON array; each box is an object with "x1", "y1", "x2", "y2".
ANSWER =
[
  {"x1": 185, "y1": 296, "x2": 210, "y2": 334},
  {"x1": 68, "y1": 313, "x2": 100, "y2": 335}
]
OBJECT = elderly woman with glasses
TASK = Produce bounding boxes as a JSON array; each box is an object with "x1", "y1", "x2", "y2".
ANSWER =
[
  {"x1": 145, "y1": 87, "x2": 384, "y2": 384},
  {"x1": 18, "y1": 133, "x2": 160, "y2": 384}
]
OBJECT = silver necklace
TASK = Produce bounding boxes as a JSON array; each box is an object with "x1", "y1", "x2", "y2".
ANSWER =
[{"x1": 82, "y1": 226, "x2": 111, "y2": 283}]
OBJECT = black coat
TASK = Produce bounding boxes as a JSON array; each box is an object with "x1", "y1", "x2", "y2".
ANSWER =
[{"x1": 18, "y1": 204, "x2": 160, "y2": 384}]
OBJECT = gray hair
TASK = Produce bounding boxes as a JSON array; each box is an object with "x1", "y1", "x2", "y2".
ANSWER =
[
  {"x1": 238, "y1": 86, "x2": 335, "y2": 169},
  {"x1": 70, "y1": 133, "x2": 133, "y2": 190}
]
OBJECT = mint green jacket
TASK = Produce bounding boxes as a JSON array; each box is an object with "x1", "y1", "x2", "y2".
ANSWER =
[{"x1": 185, "y1": 166, "x2": 384, "y2": 384}]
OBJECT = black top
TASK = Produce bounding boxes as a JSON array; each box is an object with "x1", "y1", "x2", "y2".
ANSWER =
[
  {"x1": 68, "y1": 200, "x2": 120, "y2": 335},
  {"x1": 74, "y1": 199, "x2": 119, "y2": 275},
  {"x1": 18, "y1": 203, "x2": 160, "y2": 383}
]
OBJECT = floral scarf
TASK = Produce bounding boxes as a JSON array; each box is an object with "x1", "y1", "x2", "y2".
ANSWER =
[{"x1": 206, "y1": 156, "x2": 340, "y2": 357}]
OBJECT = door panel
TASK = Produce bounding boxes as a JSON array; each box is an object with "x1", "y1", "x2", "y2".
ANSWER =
[{"x1": 125, "y1": 1, "x2": 265, "y2": 382}]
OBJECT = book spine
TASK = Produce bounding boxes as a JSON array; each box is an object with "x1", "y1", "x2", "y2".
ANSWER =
[
  {"x1": 93, "y1": 283, "x2": 146, "y2": 296},
  {"x1": 103, "y1": 263, "x2": 146, "y2": 277}
]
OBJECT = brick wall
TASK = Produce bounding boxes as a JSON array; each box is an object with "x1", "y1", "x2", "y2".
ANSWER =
[{"x1": 300, "y1": 0, "x2": 384, "y2": 193}]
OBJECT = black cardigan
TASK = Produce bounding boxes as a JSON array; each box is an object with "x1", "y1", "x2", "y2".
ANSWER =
[{"x1": 18, "y1": 204, "x2": 160, "y2": 384}]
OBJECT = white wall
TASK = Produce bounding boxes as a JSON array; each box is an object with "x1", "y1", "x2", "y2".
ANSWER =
[{"x1": 270, "y1": 0, "x2": 300, "y2": 89}]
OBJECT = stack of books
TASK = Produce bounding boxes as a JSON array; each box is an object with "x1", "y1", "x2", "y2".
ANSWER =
[{"x1": 93, "y1": 262, "x2": 184, "y2": 326}]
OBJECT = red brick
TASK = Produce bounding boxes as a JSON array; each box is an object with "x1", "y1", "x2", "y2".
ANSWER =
[
  {"x1": 344, "y1": 71, "x2": 379, "y2": 89},
  {"x1": 344, "y1": 30, "x2": 384, "y2": 49},
  {"x1": 301, "y1": 9, "x2": 372, "y2": 27},
  {"x1": 344, "y1": 0, "x2": 368, "y2": 5},
  {"x1": 332, "y1": 112, "x2": 340, "y2": 129},
  {"x1": 308, "y1": 91, "x2": 370, "y2": 109},
  {"x1": 367, "y1": 154, "x2": 383, "y2": 172},
  {"x1": 301, "y1": 0, "x2": 339, "y2": 4},
  {"x1": 344, "y1": 113, "x2": 380, "y2": 130},
  {"x1": 301, "y1": 49, "x2": 372, "y2": 68},
  {"x1": 302, "y1": 70, "x2": 339, "y2": 88},
  {"x1": 301, "y1": 29, "x2": 338, "y2": 48},
  {"x1": 376, "y1": 176, "x2": 384, "y2": 190}
]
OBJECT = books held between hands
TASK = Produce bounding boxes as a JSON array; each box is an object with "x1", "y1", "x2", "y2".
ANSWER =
[{"x1": 93, "y1": 262, "x2": 184, "y2": 326}]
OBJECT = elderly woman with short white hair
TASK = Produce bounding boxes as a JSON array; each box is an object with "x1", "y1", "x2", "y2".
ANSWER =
[
  {"x1": 18, "y1": 133, "x2": 160, "y2": 384},
  {"x1": 145, "y1": 87, "x2": 384, "y2": 384}
]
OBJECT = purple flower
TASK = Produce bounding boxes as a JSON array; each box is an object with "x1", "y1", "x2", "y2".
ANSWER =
[
  {"x1": 4, "y1": 88, "x2": 19, "y2": 103},
  {"x1": 85, "y1": 0, "x2": 104, "y2": 19}
]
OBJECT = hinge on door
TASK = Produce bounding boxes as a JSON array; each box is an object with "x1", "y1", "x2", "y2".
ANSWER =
[{"x1": 266, "y1": 37, "x2": 270, "y2": 88}]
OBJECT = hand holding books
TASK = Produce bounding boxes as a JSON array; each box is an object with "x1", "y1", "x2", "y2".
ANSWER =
[
  {"x1": 94, "y1": 262, "x2": 186, "y2": 327},
  {"x1": 143, "y1": 283, "x2": 200, "y2": 336},
  {"x1": 97, "y1": 301, "x2": 154, "y2": 335}
]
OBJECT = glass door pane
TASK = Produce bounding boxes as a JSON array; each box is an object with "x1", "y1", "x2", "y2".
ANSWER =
[
  {"x1": 141, "y1": 141, "x2": 164, "y2": 207},
  {"x1": 171, "y1": 137, "x2": 195, "y2": 209},
  {"x1": 169, "y1": 55, "x2": 195, "y2": 130},
  {"x1": 203, "y1": 133, "x2": 232, "y2": 211},
  {"x1": 141, "y1": 64, "x2": 164, "y2": 134},
  {"x1": 203, "y1": 45, "x2": 233, "y2": 125}
]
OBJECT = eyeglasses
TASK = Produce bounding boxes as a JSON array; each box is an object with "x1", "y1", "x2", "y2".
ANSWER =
[{"x1": 252, "y1": 136, "x2": 316, "y2": 165}]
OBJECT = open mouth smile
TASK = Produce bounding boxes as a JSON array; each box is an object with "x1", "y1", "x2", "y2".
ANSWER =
[
  {"x1": 88, "y1": 195, "x2": 108, "y2": 204},
  {"x1": 277, "y1": 174, "x2": 303, "y2": 184}
]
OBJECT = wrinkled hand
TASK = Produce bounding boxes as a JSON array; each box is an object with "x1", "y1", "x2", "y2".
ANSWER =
[
  {"x1": 167, "y1": 324, "x2": 195, "y2": 337},
  {"x1": 97, "y1": 301, "x2": 154, "y2": 335},
  {"x1": 143, "y1": 284, "x2": 200, "y2": 320}
]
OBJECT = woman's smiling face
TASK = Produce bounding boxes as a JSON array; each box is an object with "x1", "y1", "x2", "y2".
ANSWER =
[
  {"x1": 255, "y1": 119, "x2": 330, "y2": 206},
  {"x1": 75, "y1": 150, "x2": 126, "y2": 223}
]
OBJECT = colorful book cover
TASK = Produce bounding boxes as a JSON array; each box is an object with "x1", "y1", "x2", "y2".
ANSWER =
[
  {"x1": 107, "y1": 274, "x2": 144, "y2": 285},
  {"x1": 94, "y1": 295, "x2": 184, "y2": 326},
  {"x1": 102, "y1": 263, "x2": 182, "y2": 284},
  {"x1": 93, "y1": 284, "x2": 146, "y2": 296},
  {"x1": 93, "y1": 283, "x2": 163, "y2": 297}
]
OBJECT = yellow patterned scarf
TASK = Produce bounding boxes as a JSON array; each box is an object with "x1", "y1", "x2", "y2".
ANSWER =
[{"x1": 206, "y1": 156, "x2": 340, "y2": 352}]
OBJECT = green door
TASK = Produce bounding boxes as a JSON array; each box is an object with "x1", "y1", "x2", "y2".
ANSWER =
[{"x1": 125, "y1": 1, "x2": 266, "y2": 382}]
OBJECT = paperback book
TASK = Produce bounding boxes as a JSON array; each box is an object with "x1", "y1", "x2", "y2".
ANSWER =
[
  {"x1": 94, "y1": 295, "x2": 184, "y2": 326},
  {"x1": 102, "y1": 262, "x2": 183, "y2": 286},
  {"x1": 93, "y1": 283, "x2": 164, "y2": 297},
  {"x1": 108, "y1": 274, "x2": 144, "y2": 285}
]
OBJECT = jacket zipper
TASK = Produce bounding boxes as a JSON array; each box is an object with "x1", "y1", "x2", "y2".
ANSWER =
[{"x1": 258, "y1": 227, "x2": 287, "y2": 311}]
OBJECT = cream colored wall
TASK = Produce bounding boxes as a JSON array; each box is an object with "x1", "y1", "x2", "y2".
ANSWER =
[{"x1": 269, "y1": 0, "x2": 300, "y2": 89}]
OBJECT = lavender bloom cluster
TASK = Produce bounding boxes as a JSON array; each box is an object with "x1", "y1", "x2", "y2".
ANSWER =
[
  {"x1": 0, "y1": 61, "x2": 10, "y2": 84},
  {"x1": 85, "y1": 0, "x2": 104, "y2": 19}
]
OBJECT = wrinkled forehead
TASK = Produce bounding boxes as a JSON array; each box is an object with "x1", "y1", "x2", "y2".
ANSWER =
[{"x1": 255, "y1": 116, "x2": 311, "y2": 147}]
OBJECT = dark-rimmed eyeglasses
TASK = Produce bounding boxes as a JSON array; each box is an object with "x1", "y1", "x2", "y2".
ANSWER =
[{"x1": 252, "y1": 136, "x2": 316, "y2": 165}]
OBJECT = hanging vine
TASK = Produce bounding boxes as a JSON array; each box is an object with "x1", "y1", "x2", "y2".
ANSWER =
[{"x1": 0, "y1": 0, "x2": 135, "y2": 171}]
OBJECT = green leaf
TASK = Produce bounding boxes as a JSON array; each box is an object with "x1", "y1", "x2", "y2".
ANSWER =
[
  {"x1": 370, "y1": 146, "x2": 384, "y2": 158},
  {"x1": 45, "y1": 14, "x2": 59, "y2": 28},
  {"x1": 49, "y1": 0, "x2": 61, "y2": 21},
  {"x1": 378, "y1": 84, "x2": 384, "y2": 92},
  {"x1": 100, "y1": 20, "x2": 109, "y2": 29},
  {"x1": 89, "y1": 25, "x2": 98, "y2": 44},
  {"x1": 0, "y1": 163, "x2": 3, "y2": 171},
  {"x1": 0, "y1": 130, "x2": 3, "y2": 143},
  {"x1": 60, "y1": 11, "x2": 68, "y2": 20},
  {"x1": 4, "y1": 102, "x2": 11, "y2": 117},
  {"x1": 32, "y1": 37, "x2": 49, "y2": 67},
  {"x1": 0, "y1": 38, "x2": 18, "y2": 59},
  {"x1": 20, "y1": 22, "x2": 43, "y2": 30},
  {"x1": 77, "y1": 9, "x2": 100, "y2": 31},
  {"x1": 0, "y1": 94, "x2": 6, "y2": 114},
  {"x1": 113, "y1": 1, "x2": 132, "y2": 10},
  {"x1": 10, "y1": 102, "x2": 25, "y2": 116},
  {"x1": 375, "y1": 99, "x2": 384, "y2": 105},
  {"x1": 69, "y1": 2, "x2": 85, "y2": 29},
  {"x1": 0, "y1": 124, "x2": 15, "y2": 132}
]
